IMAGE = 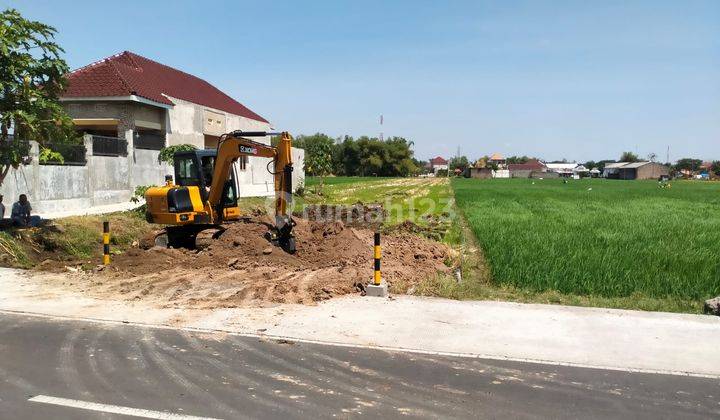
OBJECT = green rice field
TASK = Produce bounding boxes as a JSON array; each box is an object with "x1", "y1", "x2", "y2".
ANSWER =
[{"x1": 452, "y1": 178, "x2": 720, "y2": 301}]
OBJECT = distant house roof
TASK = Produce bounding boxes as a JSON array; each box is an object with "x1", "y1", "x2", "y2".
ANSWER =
[
  {"x1": 622, "y1": 161, "x2": 653, "y2": 169},
  {"x1": 508, "y1": 159, "x2": 546, "y2": 171},
  {"x1": 605, "y1": 161, "x2": 654, "y2": 169},
  {"x1": 430, "y1": 156, "x2": 448, "y2": 165},
  {"x1": 489, "y1": 153, "x2": 505, "y2": 161},
  {"x1": 545, "y1": 163, "x2": 578, "y2": 170},
  {"x1": 62, "y1": 51, "x2": 268, "y2": 123}
]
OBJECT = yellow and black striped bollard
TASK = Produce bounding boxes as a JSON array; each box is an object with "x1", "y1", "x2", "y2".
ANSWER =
[
  {"x1": 103, "y1": 221, "x2": 110, "y2": 265},
  {"x1": 373, "y1": 232, "x2": 381, "y2": 285}
]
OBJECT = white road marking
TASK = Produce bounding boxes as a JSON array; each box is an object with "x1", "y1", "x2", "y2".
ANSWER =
[{"x1": 28, "y1": 395, "x2": 222, "y2": 420}]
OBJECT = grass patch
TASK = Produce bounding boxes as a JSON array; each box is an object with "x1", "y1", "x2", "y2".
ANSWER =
[
  {"x1": 444, "y1": 178, "x2": 720, "y2": 312},
  {"x1": 49, "y1": 212, "x2": 153, "y2": 260},
  {"x1": 0, "y1": 231, "x2": 32, "y2": 268},
  {"x1": 0, "y1": 211, "x2": 154, "y2": 268}
]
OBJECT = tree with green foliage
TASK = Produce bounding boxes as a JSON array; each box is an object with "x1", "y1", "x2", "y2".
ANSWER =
[
  {"x1": 332, "y1": 135, "x2": 361, "y2": 176},
  {"x1": 619, "y1": 151, "x2": 639, "y2": 162},
  {"x1": 303, "y1": 133, "x2": 334, "y2": 194},
  {"x1": 356, "y1": 136, "x2": 386, "y2": 176},
  {"x1": 594, "y1": 159, "x2": 616, "y2": 172},
  {"x1": 292, "y1": 132, "x2": 419, "y2": 177},
  {"x1": 449, "y1": 155, "x2": 469, "y2": 173},
  {"x1": 413, "y1": 158, "x2": 428, "y2": 174},
  {"x1": 710, "y1": 161, "x2": 720, "y2": 177},
  {"x1": 0, "y1": 8, "x2": 78, "y2": 186},
  {"x1": 382, "y1": 136, "x2": 417, "y2": 176},
  {"x1": 158, "y1": 144, "x2": 197, "y2": 165},
  {"x1": 674, "y1": 158, "x2": 703, "y2": 173},
  {"x1": 506, "y1": 155, "x2": 531, "y2": 164}
]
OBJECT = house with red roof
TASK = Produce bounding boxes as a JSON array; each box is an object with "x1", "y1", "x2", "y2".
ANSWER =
[
  {"x1": 428, "y1": 156, "x2": 449, "y2": 174},
  {"x1": 61, "y1": 51, "x2": 270, "y2": 149},
  {"x1": 60, "y1": 51, "x2": 303, "y2": 198},
  {"x1": 508, "y1": 159, "x2": 547, "y2": 178}
]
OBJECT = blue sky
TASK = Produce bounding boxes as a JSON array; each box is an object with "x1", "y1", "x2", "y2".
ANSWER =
[{"x1": 8, "y1": 0, "x2": 720, "y2": 162}]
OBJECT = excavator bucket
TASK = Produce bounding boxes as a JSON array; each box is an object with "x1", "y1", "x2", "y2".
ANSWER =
[{"x1": 265, "y1": 215, "x2": 296, "y2": 254}]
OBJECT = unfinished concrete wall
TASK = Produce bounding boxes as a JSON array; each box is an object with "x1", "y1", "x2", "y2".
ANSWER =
[
  {"x1": 0, "y1": 137, "x2": 171, "y2": 217},
  {"x1": 0, "y1": 137, "x2": 301, "y2": 216},
  {"x1": 510, "y1": 169, "x2": 532, "y2": 178},
  {"x1": 636, "y1": 163, "x2": 669, "y2": 180},
  {"x1": 132, "y1": 149, "x2": 170, "y2": 187},
  {"x1": 165, "y1": 96, "x2": 272, "y2": 148},
  {"x1": 88, "y1": 155, "x2": 131, "y2": 203},
  {"x1": 63, "y1": 101, "x2": 165, "y2": 136},
  {"x1": 165, "y1": 97, "x2": 204, "y2": 147}
]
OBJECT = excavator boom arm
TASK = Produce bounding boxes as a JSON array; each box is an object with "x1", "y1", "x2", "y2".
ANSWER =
[{"x1": 207, "y1": 131, "x2": 294, "y2": 223}]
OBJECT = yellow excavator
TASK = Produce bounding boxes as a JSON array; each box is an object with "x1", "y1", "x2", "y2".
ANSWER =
[{"x1": 144, "y1": 131, "x2": 296, "y2": 253}]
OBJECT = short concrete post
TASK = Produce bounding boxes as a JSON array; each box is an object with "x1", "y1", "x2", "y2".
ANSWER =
[
  {"x1": 102, "y1": 221, "x2": 110, "y2": 265},
  {"x1": 365, "y1": 232, "x2": 388, "y2": 297}
]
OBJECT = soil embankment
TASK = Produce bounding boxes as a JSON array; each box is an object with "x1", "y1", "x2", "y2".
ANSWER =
[{"x1": 72, "y1": 216, "x2": 452, "y2": 308}]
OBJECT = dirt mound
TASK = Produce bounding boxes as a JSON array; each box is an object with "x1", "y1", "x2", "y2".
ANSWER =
[
  {"x1": 84, "y1": 216, "x2": 453, "y2": 308},
  {"x1": 298, "y1": 203, "x2": 386, "y2": 228}
]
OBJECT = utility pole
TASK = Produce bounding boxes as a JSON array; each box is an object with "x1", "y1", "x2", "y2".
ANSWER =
[{"x1": 379, "y1": 114, "x2": 383, "y2": 142}]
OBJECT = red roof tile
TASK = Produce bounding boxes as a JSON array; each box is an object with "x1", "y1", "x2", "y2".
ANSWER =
[
  {"x1": 430, "y1": 156, "x2": 448, "y2": 165},
  {"x1": 63, "y1": 51, "x2": 268, "y2": 123},
  {"x1": 508, "y1": 159, "x2": 546, "y2": 171}
]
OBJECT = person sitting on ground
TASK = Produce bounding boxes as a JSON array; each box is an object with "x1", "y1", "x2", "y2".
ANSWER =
[
  {"x1": 11, "y1": 194, "x2": 33, "y2": 227},
  {"x1": 0, "y1": 194, "x2": 5, "y2": 219}
]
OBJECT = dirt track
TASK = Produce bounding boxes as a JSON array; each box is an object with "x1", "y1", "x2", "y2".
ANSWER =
[{"x1": 64, "y1": 216, "x2": 453, "y2": 308}]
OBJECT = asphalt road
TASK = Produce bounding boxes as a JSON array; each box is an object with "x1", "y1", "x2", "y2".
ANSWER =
[{"x1": 0, "y1": 313, "x2": 718, "y2": 419}]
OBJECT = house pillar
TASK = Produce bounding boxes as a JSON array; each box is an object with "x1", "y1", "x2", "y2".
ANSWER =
[
  {"x1": 84, "y1": 134, "x2": 95, "y2": 204},
  {"x1": 117, "y1": 103, "x2": 135, "y2": 190}
]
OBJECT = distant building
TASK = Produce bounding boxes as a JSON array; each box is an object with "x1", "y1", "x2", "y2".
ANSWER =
[
  {"x1": 508, "y1": 159, "x2": 547, "y2": 178},
  {"x1": 545, "y1": 163, "x2": 578, "y2": 177},
  {"x1": 489, "y1": 153, "x2": 506, "y2": 169},
  {"x1": 429, "y1": 156, "x2": 449, "y2": 174},
  {"x1": 466, "y1": 167, "x2": 493, "y2": 179},
  {"x1": 603, "y1": 162, "x2": 669, "y2": 180}
]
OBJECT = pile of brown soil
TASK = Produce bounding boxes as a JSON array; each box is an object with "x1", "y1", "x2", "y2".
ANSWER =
[
  {"x1": 297, "y1": 203, "x2": 386, "y2": 228},
  {"x1": 79, "y1": 216, "x2": 453, "y2": 308}
]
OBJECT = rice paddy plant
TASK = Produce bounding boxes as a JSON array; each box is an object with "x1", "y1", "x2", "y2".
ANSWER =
[{"x1": 452, "y1": 178, "x2": 720, "y2": 300}]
